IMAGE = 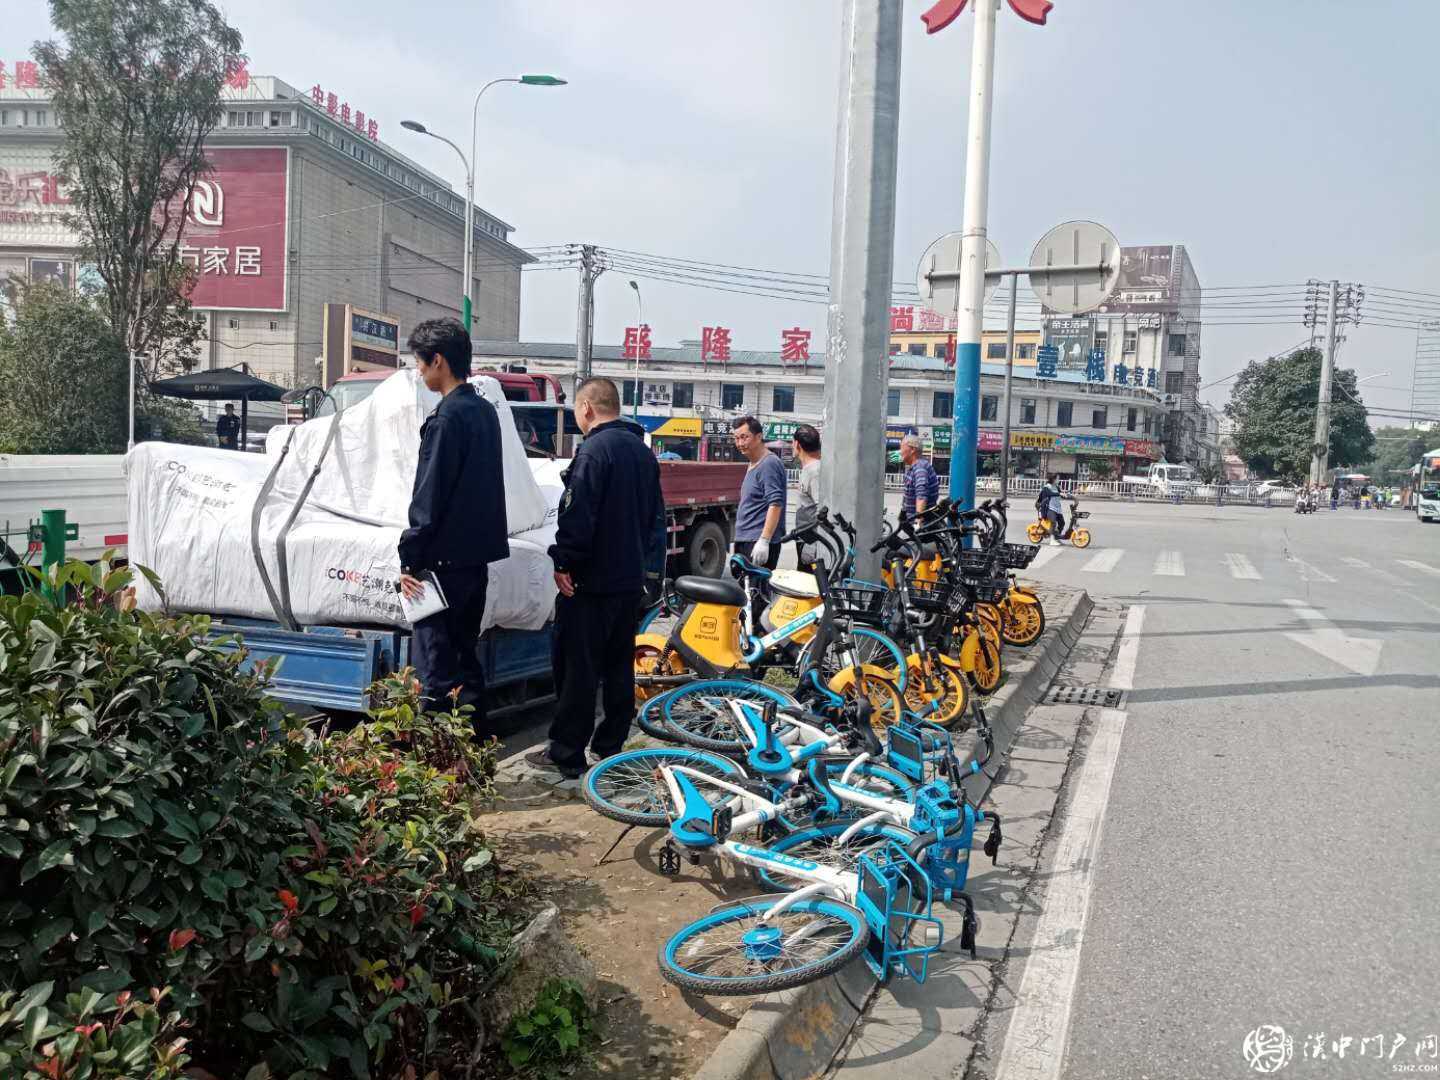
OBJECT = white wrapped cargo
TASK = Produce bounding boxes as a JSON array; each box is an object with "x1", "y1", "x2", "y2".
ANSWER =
[{"x1": 126, "y1": 371, "x2": 557, "y2": 631}]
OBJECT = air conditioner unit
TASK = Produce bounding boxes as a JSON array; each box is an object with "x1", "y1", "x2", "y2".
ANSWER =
[{"x1": 1161, "y1": 394, "x2": 1178, "y2": 407}]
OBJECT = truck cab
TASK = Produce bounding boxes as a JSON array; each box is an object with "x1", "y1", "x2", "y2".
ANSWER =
[{"x1": 317, "y1": 365, "x2": 564, "y2": 416}]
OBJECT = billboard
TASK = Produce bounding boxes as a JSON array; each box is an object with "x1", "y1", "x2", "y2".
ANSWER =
[
  {"x1": 1095, "y1": 245, "x2": 1178, "y2": 314},
  {"x1": 178, "y1": 147, "x2": 290, "y2": 312},
  {"x1": 322, "y1": 303, "x2": 401, "y2": 387},
  {"x1": 0, "y1": 146, "x2": 77, "y2": 248},
  {"x1": 1043, "y1": 317, "x2": 1094, "y2": 373}
]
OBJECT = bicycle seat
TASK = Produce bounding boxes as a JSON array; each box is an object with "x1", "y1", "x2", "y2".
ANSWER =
[
  {"x1": 769, "y1": 569, "x2": 819, "y2": 599},
  {"x1": 675, "y1": 575, "x2": 747, "y2": 607}
]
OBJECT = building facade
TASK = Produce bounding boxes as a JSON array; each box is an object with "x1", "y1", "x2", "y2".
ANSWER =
[
  {"x1": 0, "y1": 74, "x2": 530, "y2": 389},
  {"x1": 473, "y1": 339, "x2": 1167, "y2": 481}
]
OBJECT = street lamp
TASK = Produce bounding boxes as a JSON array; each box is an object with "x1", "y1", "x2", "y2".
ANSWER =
[
  {"x1": 629, "y1": 280, "x2": 643, "y2": 420},
  {"x1": 401, "y1": 73, "x2": 566, "y2": 333}
]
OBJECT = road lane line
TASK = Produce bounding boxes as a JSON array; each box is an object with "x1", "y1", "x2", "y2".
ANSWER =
[
  {"x1": 1110, "y1": 603, "x2": 1145, "y2": 691},
  {"x1": 1397, "y1": 559, "x2": 1440, "y2": 577},
  {"x1": 993, "y1": 708, "x2": 1128, "y2": 1080},
  {"x1": 1081, "y1": 549, "x2": 1124, "y2": 574},
  {"x1": 1027, "y1": 545, "x2": 1063, "y2": 570},
  {"x1": 1289, "y1": 556, "x2": 1337, "y2": 583},
  {"x1": 1281, "y1": 598, "x2": 1383, "y2": 675},
  {"x1": 1341, "y1": 557, "x2": 1373, "y2": 571},
  {"x1": 1153, "y1": 550, "x2": 1185, "y2": 576},
  {"x1": 1223, "y1": 553, "x2": 1261, "y2": 580}
]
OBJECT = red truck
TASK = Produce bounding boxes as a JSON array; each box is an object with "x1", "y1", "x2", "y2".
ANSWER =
[{"x1": 323, "y1": 366, "x2": 564, "y2": 412}]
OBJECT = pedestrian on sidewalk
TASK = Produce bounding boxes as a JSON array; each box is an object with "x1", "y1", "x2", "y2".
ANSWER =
[
  {"x1": 527, "y1": 377, "x2": 664, "y2": 779},
  {"x1": 399, "y1": 318, "x2": 509, "y2": 722},
  {"x1": 899, "y1": 434, "x2": 939, "y2": 519},
  {"x1": 731, "y1": 416, "x2": 787, "y2": 629},
  {"x1": 791, "y1": 424, "x2": 822, "y2": 574},
  {"x1": 216, "y1": 403, "x2": 240, "y2": 450}
]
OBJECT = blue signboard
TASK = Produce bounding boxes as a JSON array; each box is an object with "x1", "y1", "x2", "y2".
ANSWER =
[
  {"x1": 1035, "y1": 345, "x2": 1059, "y2": 379},
  {"x1": 1085, "y1": 349, "x2": 1106, "y2": 382}
]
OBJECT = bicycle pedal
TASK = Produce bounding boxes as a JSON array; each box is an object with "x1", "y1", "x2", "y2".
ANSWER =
[
  {"x1": 714, "y1": 806, "x2": 734, "y2": 842},
  {"x1": 658, "y1": 844, "x2": 681, "y2": 876}
]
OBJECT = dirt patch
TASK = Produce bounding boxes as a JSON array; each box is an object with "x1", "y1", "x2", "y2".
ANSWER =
[{"x1": 486, "y1": 778, "x2": 762, "y2": 1078}]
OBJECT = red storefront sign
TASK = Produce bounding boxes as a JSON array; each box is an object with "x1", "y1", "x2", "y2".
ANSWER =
[
  {"x1": 1124, "y1": 439, "x2": 1160, "y2": 460},
  {"x1": 178, "y1": 147, "x2": 289, "y2": 312},
  {"x1": 978, "y1": 430, "x2": 1004, "y2": 451}
]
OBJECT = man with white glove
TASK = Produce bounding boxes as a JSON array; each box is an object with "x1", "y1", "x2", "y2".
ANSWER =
[{"x1": 731, "y1": 415, "x2": 787, "y2": 627}]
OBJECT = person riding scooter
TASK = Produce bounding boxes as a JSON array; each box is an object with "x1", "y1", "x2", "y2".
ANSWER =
[{"x1": 1035, "y1": 473, "x2": 1073, "y2": 546}]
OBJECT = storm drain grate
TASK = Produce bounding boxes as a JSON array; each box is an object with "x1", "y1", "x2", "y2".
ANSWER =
[{"x1": 1043, "y1": 685, "x2": 1124, "y2": 708}]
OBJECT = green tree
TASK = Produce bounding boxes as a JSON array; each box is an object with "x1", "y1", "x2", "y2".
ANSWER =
[
  {"x1": 1224, "y1": 347, "x2": 1374, "y2": 481},
  {"x1": 1363, "y1": 425, "x2": 1432, "y2": 487},
  {"x1": 33, "y1": 0, "x2": 243, "y2": 377},
  {"x1": 0, "y1": 283, "x2": 128, "y2": 453}
]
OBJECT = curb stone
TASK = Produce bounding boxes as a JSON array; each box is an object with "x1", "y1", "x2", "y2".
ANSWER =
[{"x1": 692, "y1": 584, "x2": 1092, "y2": 1080}]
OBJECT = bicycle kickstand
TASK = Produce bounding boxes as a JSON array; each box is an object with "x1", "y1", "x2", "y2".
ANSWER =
[{"x1": 595, "y1": 823, "x2": 638, "y2": 867}]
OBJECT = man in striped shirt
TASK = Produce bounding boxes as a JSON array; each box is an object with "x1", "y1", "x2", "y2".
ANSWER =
[{"x1": 900, "y1": 434, "x2": 939, "y2": 519}]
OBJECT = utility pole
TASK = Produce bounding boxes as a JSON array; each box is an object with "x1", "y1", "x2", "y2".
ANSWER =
[
  {"x1": 822, "y1": 0, "x2": 904, "y2": 579},
  {"x1": 1310, "y1": 280, "x2": 1339, "y2": 486},
  {"x1": 574, "y1": 244, "x2": 600, "y2": 391}
]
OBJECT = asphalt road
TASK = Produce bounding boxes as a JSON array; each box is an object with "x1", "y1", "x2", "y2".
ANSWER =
[{"x1": 1006, "y1": 500, "x2": 1440, "y2": 1079}]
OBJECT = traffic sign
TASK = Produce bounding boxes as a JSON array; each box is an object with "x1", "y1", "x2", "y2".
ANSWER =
[
  {"x1": 916, "y1": 232, "x2": 1002, "y2": 316},
  {"x1": 1028, "y1": 220, "x2": 1121, "y2": 315}
]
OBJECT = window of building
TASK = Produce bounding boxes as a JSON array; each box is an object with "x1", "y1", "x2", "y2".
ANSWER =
[
  {"x1": 888, "y1": 343, "x2": 901, "y2": 355},
  {"x1": 268, "y1": 320, "x2": 278, "y2": 331},
  {"x1": 1020, "y1": 398, "x2": 1037, "y2": 425},
  {"x1": 933, "y1": 391, "x2": 953, "y2": 418},
  {"x1": 1168, "y1": 333, "x2": 1187, "y2": 357},
  {"x1": 1056, "y1": 401, "x2": 1073, "y2": 427},
  {"x1": 887, "y1": 389, "x2": 901, "y2": 417},
  {"x1": 673, "y1": 382, "x2": 694, "y2": 409},
  {"x1": 622, "y1": 379, "x2": 638, "y2": 407},
  {"x1": 1092, "y1": 406, "x2": 1108, "y2": 429},
  {"x1": 227, "y1": 318, "x2": 239, "y2": 330},
  {"x1": 1165, "y1": 371, "x2": 1184, "y2": 395},
  {"x1": 1127, "y1": 407, "x2": 1137, "y2": 432},
  {"x1": 1094, "y1": 330, "x2": 1108, "y2": 353},
  {"x1": 721, "y1": 383, "x2": 744, "y2": 410},
  {"x1": 1123, "y1": 329, "x2": 1138, "y2": 354},
  {"x1": 0, "y1": 111, "x2": 8, "y2": 126},
  {"x1": 34, "y1": 110, "x2": 48, "y2": 126},
  {"x1": 268, "y1": 110, "x2": 292, "y2": 127},
  {"x1": 981, "y1": 395, "x2": 998, "y2": 422},
  {"x1": 1143, "y1": 414, "x2": 1153, "y2": 435},
  {"x1": 1017, "y1": 343, "x2": 1036, "y2": 359},
  {"x1": 772, "y1": 386, "x2": 795, "y2": 413},
  {"x1": 908, "y1": 343, "x2": 926, "y2": 356},
  {"x1": 933, "y1": 343, "x2": 950, "y2": 360},
  {"x1": 986, "y1": 341, "x2": 1007, "y2": 360}
]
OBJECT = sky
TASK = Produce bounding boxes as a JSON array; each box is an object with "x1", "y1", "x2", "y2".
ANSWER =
[{"x1": 9, "y1": 0, "x2": 1440, "y2": 424}]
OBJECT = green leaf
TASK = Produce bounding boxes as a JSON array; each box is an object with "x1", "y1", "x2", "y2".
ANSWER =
[
  {"x1": 176, "y1": 844, "x2": 202, "y2": 865},
  {"x1": 242, "y1": 1066, "x2": 272, "y2": 1080},
  {"x1": 244, "y1": 934, "x2": 270, "y2": 962},
  {"x1": 317, "y1": 896, "x2": 338, "y2": 917},
  {"x1": 7, "y1": 981, "x2": 53, "y2": 1022},
  {"x1": 461, "y1": 849, "x2": 493, "y2": 873},
  {"x1": 32, "y1": 917, "x2": 73, "y2": 955},
  {"x1": 0, "y1": 832, "x2": 22, "y2": 860},
  {"x1": 37, "y1": 839, "x2": 72, "y2": 873},
  {"x1": 94, "y1": 818, "x2": 141, "y2": 839},
  {"x1": 22, "y1": 1005, "x2": 48, "y2": 1049},
  {"x1": 241, "y1": 1012, "x2": 274, "y2": 1032}
]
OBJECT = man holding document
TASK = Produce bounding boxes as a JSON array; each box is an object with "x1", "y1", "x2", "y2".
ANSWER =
[{"x1": 398, "y1": 318, "x2": 509, "y2": 720}]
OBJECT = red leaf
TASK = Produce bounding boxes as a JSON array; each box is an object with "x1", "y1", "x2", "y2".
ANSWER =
[
  {"x1": 409, "y1": 903, "x2": 425, "y2": 928},
  {"x1": 277, "y1": 889, "x2": 300, "y2": 914},
  {"x1": 168, "y1": 928, "x2": 198, "y2": 951},
  {"x1": 74, "y1": 1023, "x2": 103, "y2": 1038},
  {"x1": 37, "y1": 1057, "x2": 64, "y2": 1080},
  {"x1": 392, "y1": 976, "x2": 406, "y2": 991},
  {"x1": 115, "y1": 991, "x2": 131, "y2": 1008}
]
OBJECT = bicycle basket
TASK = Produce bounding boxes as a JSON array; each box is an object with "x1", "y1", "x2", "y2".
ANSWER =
[
  {"x1": 856, "y1": 842, "x2": 942, "y2": 983},
  {"x1": 829, "y1": 581, "x2": 891, "y2": 621},
  {"x1": 999, "y1": 542, "x2": 1038, "y2": 570},
  {"x1": 956, "y1": 550, "x2": 997, "y2": 576},
  {"x1": 902, "y1": 575, "x2": 955, "y2": 614}
]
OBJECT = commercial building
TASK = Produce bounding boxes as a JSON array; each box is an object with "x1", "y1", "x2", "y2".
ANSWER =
[
  {"x1": 0, "y1": 73, "x2": 530, "y2": 391},
  {"x1": 1040, "y1": 244, "x2": 1206, "y2": 465},
  {"x1": 473, "y1": 339, "x2": 1166, "y2": 481}
]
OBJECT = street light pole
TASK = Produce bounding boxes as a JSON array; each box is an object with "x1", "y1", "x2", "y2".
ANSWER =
[
  {"x1": 401, "y1": 74, "x2": 565, "y2": 333},
  {"x1": 629, "y1": 280, "x2": 643, "y2": 421}
]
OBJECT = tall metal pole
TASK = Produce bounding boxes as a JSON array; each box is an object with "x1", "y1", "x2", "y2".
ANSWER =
[
  {"x1": 999, "y1": 272, "x2": 1018, "y2": 502},
  {"x1": 947, "y1": 0, "x2": 999, "y2": 513},
  {"x1": 821, "y1": 0, "x2": 904, "y2": 579},
  {"x1": 1310, "y1": 279, "x2": 1340, "y2": 486},
  {"x1": 575, "y1": 245, "x2": 597, "y2": 388}
]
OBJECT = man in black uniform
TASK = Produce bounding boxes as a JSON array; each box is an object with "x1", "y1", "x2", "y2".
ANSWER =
[
  {"x1": 526, "y1": 377, "x2": 665, "y2": 779},
  {"x1": 216, "y1": 403, "x2": 240, "y2": 449},
  {"x1": 398, "y1": 318, "x2": 509, "y2": 721}
]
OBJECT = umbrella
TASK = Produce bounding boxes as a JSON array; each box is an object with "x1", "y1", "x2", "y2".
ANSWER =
[{"x1": 148, "y1": 364, "x2": 287, "y2": 450}]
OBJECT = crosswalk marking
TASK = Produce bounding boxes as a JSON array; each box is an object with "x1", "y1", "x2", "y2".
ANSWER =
[
  {"x1": 1340, "y1": 557, "x2": 1372, "y2": 571},
  {"x1": 1027, "y1": 545, "x2": 1063, "y2": 570},
  {"x1": 1153, "y1": 550, "x2": 1185, "y2": 576},
  {"x1": 1082, "y1": 549, "x2": 1125, "y2": 574},
  {"x1": 1224, "y1": 553, "x2": 1261, "y2": 580},
  {"x1": 1398, "y1": 559, "x2": 1440, "y2": 577},
  {"x1": 1290, "y1": 557, "x2": 1337, "y2": 583}
]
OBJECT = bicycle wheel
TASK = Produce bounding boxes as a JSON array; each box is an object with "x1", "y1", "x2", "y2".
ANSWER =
[
  {"x1": 756, "y1": 819, "x2": 921, "y2": 891},
  {"x1": 798, "y1": 626, "x2": 908, "y2": 694},
  {"x1": 660, "y1": 679, "x2": 802, "y2": 753},
  {"x1": 636, "y1": 689, "x2": 678, "y2": 742},
  {"x1": 659, "y1": 898, "x2": 869, "y2": 996},
  {"x1": 1025, "y1": 522, "x2": 1046, "y2": 545},
  {"x1": 1000, "y1": 595, "x2": 1045, "y2": 647},
  {"x1": 846, "y1": 667, "x2": 905, "y2": 731},
  {"x1": 968, "y1": 632, "x2": 1003, "y2": 694},
  {"x1": 582, "y1": 747, "x2": 747, "y2": 827},
  {"x1": 903, "y1": 655, "x2": 969, "y2": 726},
  {"x1": 634, "y1": 637, "x2": 685, "y2": 704},
  {"x1": 1071, "y1": 528, "x2": 1092, "y2": 549}
]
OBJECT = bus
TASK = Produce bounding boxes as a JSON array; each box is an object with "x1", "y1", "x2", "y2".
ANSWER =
[{"x1": 1415, "y1": 449, "x2": 1440, "y2": 523}]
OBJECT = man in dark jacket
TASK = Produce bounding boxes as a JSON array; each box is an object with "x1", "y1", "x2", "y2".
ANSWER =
[
  {"x1": 398, "y1": 318, "x2": 509, "y2": 720},
  {"x1": 216, "y1": 403, "x2": 240, "y2": 449},
  {"x1": 527, "y1": 377, "x2": 665, "y2": 778}
]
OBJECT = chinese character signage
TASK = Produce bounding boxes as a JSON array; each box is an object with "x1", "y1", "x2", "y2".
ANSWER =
[
  {"x1": 1113, "y1": 362, "x2": 1129, "y2": 385},
  {"x1": 889, "y1": 306, "x2": 914, "y2": 332},
  {"x1": 0, "y1": 60, "x2": 41, "y2": 90},
  {"x1": 1035, "y1": 345, "x2": 1059, "y2": 379},
  {"x1": 224, "y1": 61, "x2": 249, "y2": 90},
  {"x1": 780, "y1": 327, "x2": 811, "y2": 363},
  {"x1": 1085, "y1": 349, "x2": 1106, "y2": 382},
  {"x1": 1044, "y1": 317, "x2": 1094, "y2": 373},
  {"x1": 1146, "y1": 367, "x2": 1158, "y2": 389},
  {"x1": 1131, "y1": 365, "x2": 1145, "y2": 387},
  {"x1": 701, "y1": 325, "x2": 731, "y2": 362},
  {"x1": 623, "y1": 325, "x2": 652, "y2": 361},
  {"x1": 1053, "y1": 434, "x2": 1126, "y2": 454},
  {"x1": 0, "y1": 147, "x2": 74, "y2": 247},
  {"x1": 310, "y1": 84, "x2": 381, "y2": 141},
  {"x1": 176, "y1": 147, "x2": 290, "y2": 312}
]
